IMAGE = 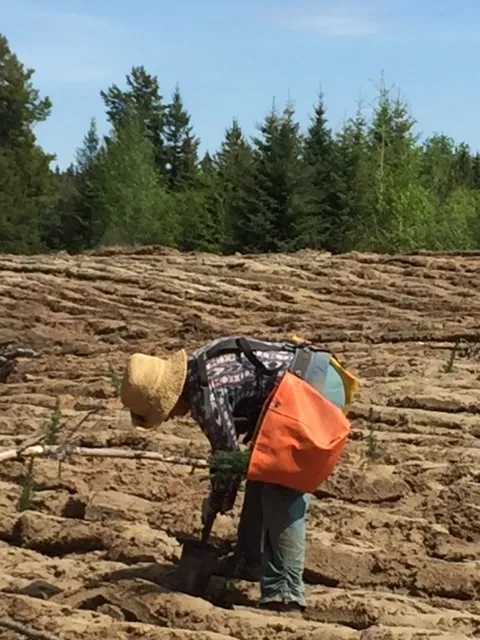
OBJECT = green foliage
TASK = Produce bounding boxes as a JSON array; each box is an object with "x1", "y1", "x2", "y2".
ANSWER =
[
  {"x1": 242, "y1": 101, "x2": 311, "y2": 253},
  {"x1": 92, "y1": 111, "x2": 176, "y2": 247},
  {"x1": 44, "y1": 398, "x2": 62, "y2": 445},
  {"x1": 437, "y1": 187, "x2": 479, "y2": 249},
  {"x1": 443, "y1": 339, "x2": 460, "y2": 373},
  {"x1": 2, "y1": 31, "x2": 480, "y2": 258},
  {"x1": 217, "y1": 119, "x2": 257, "y2": 253},
  {"x1": 107, "y1": 363, "x2": 121, "y2": 397},
  {"x1": 67, "y1": 119, "x2": 103, "y2": 252},
  {"x1": 335, "y1": 104, "x2": 373, "y2": 253},
  {"x1": 0, "y1": 33, "x2": 58, "y2": 254},
  {"x1": 299, "y1": 92, "x2": 345, "y2": 251},
  {"x1": 164, "y1": 85, "x2": 200, "y2": 192},
  {"x1": 17, "y1": 457, "x2": 36, "y2": 512},
  {"x1": 176, "y1": 155, "x2": 225, "y2": 253},
  {"x1": 209, "y1": 450, "x2": 251, "y2": 481},
  {"x1": 0, "y1": 145, "x2": 58, "y2": 254},
  {"x1": 0, "y1": 34, "x2": 52, "y2": 148},
  {"x1": 101, "y1": 65, "x2": 168, "y2": 176}
]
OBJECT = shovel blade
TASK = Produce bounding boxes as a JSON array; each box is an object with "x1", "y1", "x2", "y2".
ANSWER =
[{"x1": 177, "y1": 539, "x2": 220, "y2": 596}]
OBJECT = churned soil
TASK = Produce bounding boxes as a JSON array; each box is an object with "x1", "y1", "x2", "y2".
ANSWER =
[{"x1": 0, "y1": 246, "x2": 479, "y2": 639}]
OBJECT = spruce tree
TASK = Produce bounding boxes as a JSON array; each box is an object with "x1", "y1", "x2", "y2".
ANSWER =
[
  {"x1": 68, "y1": 118, "x2": 103, "y2": 251},
  {"x1": 177, "y1": 153, "x2": 224, "y2": 253},
  {"x1": 92, "y1": 111, "x2": 176, "y2": 247},
  {"x1": 164, "y1": 86, "x2": 200, "y2": 192},
  {"x1": 420, "y1": 134, "x2": 456, "y2": 204},
  {"x1": 216, "y1": 119, "x2": 257, "y2": 253},
  {"x1": 452, "y1": 142, "x2": 472, "y2": 190},
  {"x1": 47, "y1": 119, "x2": 102, "y2": 254},
  {"x1": 363, "y1": 83, "x2": 434, "y2": 252},
  {"x1": 0, "y1": 34, "x2": 58, "y2": 254},
  {"x1": 471, "y1": 153, "x2": 480, "y2": 190},
  {"x1": 101, "y1": 66, "x2": 167, "y2": 176},
  {"x1": 300, "y1": 92, "x2": 344, "y2": 251},
  {"x1": 249, "y1": 101, "x2": 307, "y2": 252},
  {"x1": 335, "y1": 104, "x2": 372, "y2": 252},
  {"x1": 434, "y1": 187, "x2": 478, "y2": 250},
  {"x1": 47, "y1": 165, "x2": 80, "y2": 251}
]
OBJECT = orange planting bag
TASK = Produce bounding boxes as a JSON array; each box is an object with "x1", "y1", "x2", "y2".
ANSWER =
[{"x1": 247, "y1": 371, "x2": 351, "y2": 493}]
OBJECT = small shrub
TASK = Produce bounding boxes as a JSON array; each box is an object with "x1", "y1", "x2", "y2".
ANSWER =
[
  {"x1": 107, "y1": 362, "x2": 121, "y2": 397},
  {"x1": 44, "y1": 398, "x2": 62, "y2": 444},
  {"x1": 365, "y1": 408, "x2": 382, "y2": 461},
  {"x1": 17, "y1": 457, "x2": 36, "y2": 512},
  {"x1": 443, "y1": 339, "x2": 460, "y2": 373}
]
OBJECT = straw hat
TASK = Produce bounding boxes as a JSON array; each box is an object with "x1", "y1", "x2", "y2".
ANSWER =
[{"x1": 120, "y1": 349, "x2": 188, "y2": 427}]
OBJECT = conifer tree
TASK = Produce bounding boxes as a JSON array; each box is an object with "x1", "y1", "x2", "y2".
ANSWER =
[
  {"x1": 300, "y1": 92, "x2": 345, "y2": 251},
  {"x1": 47, "y1": 164, "x2": 79, "y2": 251},
  {"x1": 93, "y1": 111, "x2": 175, "y2": 247},
  {"x1": 452, "y1": 142, "x2": 472, "y2": 190},
  {"x1": 47, "y1": 119, "x2": 102, "y2": 254},
  {"x1": 249, "y1": 101, "x2": 307, "y2": 252},
  {"x1": 363, "y1": 83, "x2": 434, "y2": 252},
  {"x1": 177, "y1": 153, "x2": 224, "y2": 253},
  {"x1": 420, "y1": 134, "x2": 456, "y2": 204},
  {"x1": 2, "y1": 42, "x2": 480, "y2": 257},
  {"x1": 101, "y1": 66, "x2": 167, "y2": 176},
  {"x1": 216, "y1": 119, "x2": 256, "y2": 252},
  {"x1": 164, "y1": 86, "x2": 200, "y2": 191},
  {"x1": 68, "y1": 118, "x2": 103, "y2": 251},
  {"x1": 0, "y1": 33, "x2": 58, "y2": 254},
  {"x1": 333, "y1": 103, "x2": 373, "y2": 253},
  {"x1": 433, "y1": 187, "x2": 479, "y2": 250},
  {"x1": 471, "y1": 153, "x2": 480, "y2": 190}
]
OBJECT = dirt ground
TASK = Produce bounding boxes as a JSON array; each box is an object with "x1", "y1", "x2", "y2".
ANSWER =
[{"x1": 0, "y1": 246, "x2": 479, "y2": 640}]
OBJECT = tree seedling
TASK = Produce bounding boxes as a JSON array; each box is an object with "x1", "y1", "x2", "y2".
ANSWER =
[{"x1": 365, "y1": 408, "x2": 381, "y2": 461}]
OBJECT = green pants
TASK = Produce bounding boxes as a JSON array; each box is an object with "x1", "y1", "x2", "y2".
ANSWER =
[
  {"x1": 233, "y1": 350, "x2": 344, "y2": 606},
  {"x1": 235, "y1": 480, "x2": 310, "y2": 607}
]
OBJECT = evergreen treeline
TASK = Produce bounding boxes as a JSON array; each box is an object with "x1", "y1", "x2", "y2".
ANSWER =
[{"x1": 2, "y1": 32, "x2": 480, "y2": 256}]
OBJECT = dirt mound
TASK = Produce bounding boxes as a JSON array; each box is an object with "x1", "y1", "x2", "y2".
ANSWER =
[{"x1": 1, "y1": 247, "x2": 480, "y2": 639}]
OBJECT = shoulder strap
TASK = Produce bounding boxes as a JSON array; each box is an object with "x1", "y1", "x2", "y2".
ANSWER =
[
  {"x1": 204, "y1": 337, "x2": 287, "y2": 360},
  {"x1": 235, "y1": 337, "x2": 281, "y2": 377},
  {"x1": 196, "y1": 335, "x2": 342, "y2": 387},
  {"x1": 197, "y1": 336, "x2": 293, "y2": 387},
  {"x1": 194, "y1": 336, "x2": 290, "y2": 430}
]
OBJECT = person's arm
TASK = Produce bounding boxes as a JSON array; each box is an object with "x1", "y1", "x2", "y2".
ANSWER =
[
  {"x1": 202, "y1": 384, "x2": 242, "y2": 516},
  {"x1": 187, "y1": 359, "x2": 242, "y2": 517}
]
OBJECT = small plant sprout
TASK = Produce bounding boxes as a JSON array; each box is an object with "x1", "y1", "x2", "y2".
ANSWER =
[
  {"x1": 108, "y1": 362, "x2": 121, "y2": 397},
  {"x1": 17, "y1": 457, "x2": 36, "y2": 512},
  {"x1": 43, "y1": 398, "x2": 62, "y2": 445},
  {"x1": 365, "y1": 407, "x2": 381, "y2": 461},
  {"x1": 443, "y1": 339, "x2": 460, "y2": 373}
]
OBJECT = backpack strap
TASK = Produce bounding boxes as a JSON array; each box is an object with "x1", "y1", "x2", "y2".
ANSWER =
[
  {"x1": 288, "y1": 347, "x2": 312, "y2": 380},
  {"x1": 204, "y1": 337, "x2": 289, "y2": 361},
  {"x1": 196, "y1": 335, "x2": 336, "y2": 388},
  {"x1": 235, "y1": 337, "x2": 283, "y2": 378},
  {"x1": 197, "y1": 337, "x2": 294, "y2": 386}
]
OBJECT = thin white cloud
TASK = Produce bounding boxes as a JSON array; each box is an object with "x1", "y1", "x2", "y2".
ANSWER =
[
  {"x1": 3, "y1": 4, "x2": 128, "y2": 86},
  {"x1": 271, "y1": 4, "x2": 383, "y2": 37}
]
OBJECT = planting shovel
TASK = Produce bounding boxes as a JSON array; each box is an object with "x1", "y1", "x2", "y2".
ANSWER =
[{"x1": 176, "y1": 509, "x2": 221, "y2": 596}]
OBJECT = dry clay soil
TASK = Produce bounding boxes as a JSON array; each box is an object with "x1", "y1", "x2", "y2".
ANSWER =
[{"x1": 0, "y1": 246, "x2": 480, "y2": 640}]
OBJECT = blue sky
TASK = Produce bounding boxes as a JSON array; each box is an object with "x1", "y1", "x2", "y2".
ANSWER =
[{"x1": 3, "y1": 0, "x2": 480, "y2": 168}]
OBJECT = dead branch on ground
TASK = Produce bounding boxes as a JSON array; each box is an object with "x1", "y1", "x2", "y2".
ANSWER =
[
  {"x1": 0, "y1": 444, "x2": 209, "y2": 468},
  {"x1": 0, "y1": 618, "x2": 61, "y2": 640}
]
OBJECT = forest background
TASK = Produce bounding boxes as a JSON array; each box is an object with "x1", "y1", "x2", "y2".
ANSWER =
[{"x1": 2, "y1": 32, "x2": 479, "y2": 257}]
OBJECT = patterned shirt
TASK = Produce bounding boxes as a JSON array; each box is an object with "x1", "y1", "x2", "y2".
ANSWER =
[{"x1": 186, "y1": 336, "x2": 295, "y2": 514}]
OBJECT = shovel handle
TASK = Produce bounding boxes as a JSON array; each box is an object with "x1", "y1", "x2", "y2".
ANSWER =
[{"x1": 201, "y1": 509, "x2": 216, "y2": 544}]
